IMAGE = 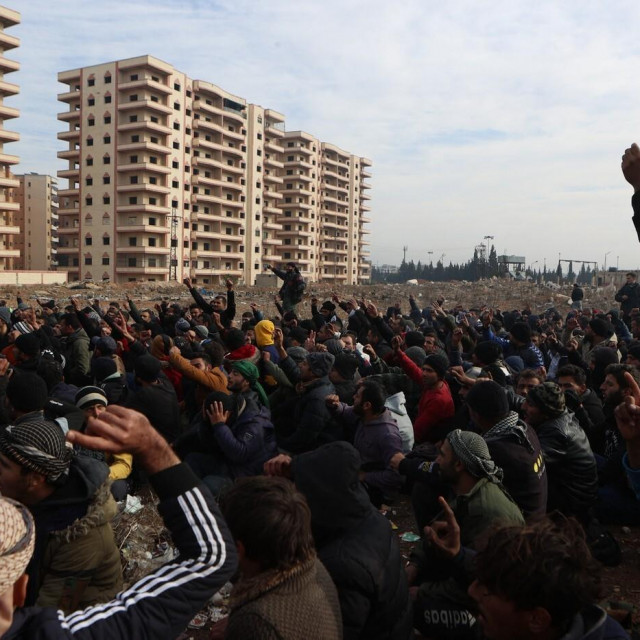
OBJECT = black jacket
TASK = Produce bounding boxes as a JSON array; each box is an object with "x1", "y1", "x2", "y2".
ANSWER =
[
  {"x1": 5, "y1": 463, "x2": 237, "y2": 640},
  {"x1": 294, "y1": 442, "x2": 412, "y2": 640},
  {"x1": 188, "y1": 287, "x2": 236, "y2": 328},
  {"x1": 615, "y1": 280, "x2": 640, "y2": 316},
  {"x1": 533, "y1": 411, "x2": 598, "y2": 517}
]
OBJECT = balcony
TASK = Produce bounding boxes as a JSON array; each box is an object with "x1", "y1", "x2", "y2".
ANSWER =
[
  {"x1": 0, "y1": 224, "x2": 20, "y2": 235},
  {"x1": 116, "y1": 183, "x2": 170, "y2": 195},
  {"x1": 117, "y1": 161, "x2": 171, "y2": 175},
  {"x1": 196, "y1": 119, "x2": 224, "y2": 135},
  {"x1": 58, "y1": 168, "x2": 80, "y2": 179},
  {"x1": 117, "y1": 140, "x2": 171, "y2": 155},
  {"x1": 221, "y1": 144, "x2": 244, "y2": 159},
  {"x1": 116, "y1": 245, "x2": 169, "y2": 254},
  {"x1": 0, "y1": 31, "x2": 19, "y2": 51},
  {"x1": 0, "y1": 175, "x2": 18, "y2": 188},
  {"x1": 0, "y1": 79, "x2": 19, "y2": 97},
  {"x1": 57, "y1": 109, "x2": 80, "y2": 122},
  {"x1": 57, "y1": 148, "x2": 80, "y2": 161},
  {"x1": 0, "y1": 104, "x2": 18, "y2": 120},
  {"x1": 0, "y1": 57, "x2": 19, "y2": 74},
  {"x1": 57, "y1": 89, "x2": 81, "y2": 104},
  {"x1": 57, "y1": 226, "x2": 79, "y2": 235},
  {"x1": 117, "y1": 120, "x2": 172, "y2": 135},
  {"x1": 118, "y1": 78, "x2": 172, "y2": 95},
  {"x1": 223, "y1": 128, "x2": 244, "y2": 142},
  {"x1": 116, "y1": 223, "x2": 171, "y2": 234},
  {"x1": 57, "y1": 129, "x2": 80, "y2": 142},
  {"x1": 117, "y1": 203, "x2": 170, "y2": 214},
  {"x1": 0, "y1": 151, "x2": 19, "y2": 166},
  {"x1": 57, "y1": 187, "x2": 79, "y2": 198},
  {"x1": 118, "y1": 99, "x2": 173, "y2": 116},
  {"x1": 0, "y1": 248, "x2": 19, "y2": 258}
]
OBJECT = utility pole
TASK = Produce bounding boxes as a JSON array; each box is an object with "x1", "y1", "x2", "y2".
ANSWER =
[{"x1": 402, "y1": 245, "x2": 408, "y2": 263}]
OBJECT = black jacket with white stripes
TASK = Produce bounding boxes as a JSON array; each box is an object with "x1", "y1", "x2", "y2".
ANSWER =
[{"x1": 5, "y1": 463, "x2": 238, "y2": 640}]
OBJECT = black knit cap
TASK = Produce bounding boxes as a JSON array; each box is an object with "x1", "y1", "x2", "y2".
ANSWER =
[
  {"x1": 6, "y1": 373, "x2": 48, "y2": 413},
  {"x1": 75, "y1": 386, "x2": 108, "y2": 410},
  {"x1": 509, "y1": 322, "x2": 531, "y2": 344},
  {"x1": 465, "y1": 380, "x2": 509, "y2": 420},
  {"x1": 134, "y1": 355, "x2": 161, "y2": 382},
  {"x1": 15, "y1": 333, "x2": 40, "y2": 357},
  {"x1": 332, "y1": 353, "x2": 358, "y2": 381},
  {"x1": 423, "y1": 353, "x2": 449, "y2": 378},
  {"x1": 589, "y1": 318, "x2": 614, "y2": 339},
  {"x1": 527, "y1": 382, "x2": 566, "y2": 417}
]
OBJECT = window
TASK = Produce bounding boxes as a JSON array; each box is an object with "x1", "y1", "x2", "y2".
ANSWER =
[
  {"x1": 104, "y1": 116, "x2": 111, "y2": 124},
  {"x1": 86, "y1": 137, "x2": 94, "y2": 147},
  {"x1": 130, "y1": 176, "x2": 138, "y2": 184},
  {"x1": 103, "y1": 176, "x2": 110, "y2": 185},
  {"x1": 172, "y1": 180, "x2": 179, "y2": 188},
  {"x1": 129, "y1": 237, "x2": 137, "y2": 246},
  {"x1": 88, "y1": 78, "x2": 95, "y2": 87},
  {"x1": 103, "y1": 196, "x2": 110, "y2": 204},
  {"x1": 149, "y1": 176, "x2": 157, "y2": 185},
  {"x1": 88, "y1": 117, "x2": 95, "y2": 126},
  {"x1": 87, "y1": 97, "x2": 95, "y2": 106},
  {"x1": 257, "y1": 133, "x2": 262, "y2": 140},
  {"x1": 129, "y1": 197, "x2": 138, "y2": 204},
  {"x1": 85, "y1": 257, "x2": 92, "y2": 265},
  {"x1": 173, "y1": 141, "x2": 180, "y2": 149},
  {"x1": 85, "y1": 177, "x2": 93, "y2": 186},
  {"x1": 85, "y1": 196, "x2": 93, "y2": 205},
  {"x1": 104, "y1": 74, "x2": 111, "y2": 84},
  {"x1": 130, "y1": 74, "x2": 138, "y2": 81},
  {"x1": 104, "y1": 95, "x2": 112, "y2": 104},
  {"x1": 103, "y1": 155, "x2": 110, "y2": 165},
  {"x1": 103, "y1": 236, "x2": 110, "y2": 245},
  {"x1": 102, "y1": 257, "x2": 110, "y2": 265},
  {"x1": 129, "y1": 115, "x2": 138, "y2": 123},
  {"x1": 149, "y1": 197, "x2": 157, "y2": 205},
  {"x1": 131, "y1": 135, "x2": 139, "y2": 143},
  {"x1": 173, "y1": 122, "x2": 180, "y2": 131},
  {"x1": 174, "y1": 102, "x2": 180, "y2": 111},
  {"x1": 172, "y1": 160, "x2": 179, "y2": 169},
  {"x1": 103, "y1": 134, "x2": 111, "y2": 144},
  {"x1": 149, "y1": 238, "x2": 157, "y2": 247},
  {"x1": 85, "y1": 236, "x2": 92, "y2": 245},
  {"x1": 129, "y1": 94, "x2": 138, "y2": 102}
]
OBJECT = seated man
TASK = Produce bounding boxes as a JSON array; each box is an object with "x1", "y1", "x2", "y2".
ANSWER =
[
  {"x1": 0, "y1": 416, "x2": 121, "y2": 612},
  {"x1": 75, "y1": 386, "x2": 133, "y2": 501},
  {"x1": 423, "y1": 499, "x2": 628, "y2": 640},
  {"x1": 523, "y1": 382, "x2": 598, "y2": 521},
  {"x1": 406, "y1": 430, "x2": 524, "y2": 640},
  {"x1": 219, "y1": 476, "x2": 343, "y2": 638},
  {"x1": 326, "y1": 378, "x2": 404, "y2": 506},
  {"x1": 0, "y1": 405, "x2": 237, "y2": 639},
  {"x1": 265, "y1": 442, "x2": 413, "y2": 640},
  {"x1": 465, "y1": 380, "x2": 547, "y2": 518}
]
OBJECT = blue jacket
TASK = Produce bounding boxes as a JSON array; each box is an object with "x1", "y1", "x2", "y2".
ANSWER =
[
  {"x1": 200, "y1": 404, "x2": 278, "y2": 478},
  {"x1": 482, "y1": 327, "x2": 544, "y2": 369}
]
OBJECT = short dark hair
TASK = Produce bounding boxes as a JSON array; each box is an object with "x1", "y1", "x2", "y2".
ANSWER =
[
  {"x1": 59, "y1": 313, "x2": 80, "y2": 330},
  {"x1": 190, "y1": 352, "x2": 212, "y2": 367},
  {"x1": 627, "y1": 272, "x2": 636, "y2": 279},
  {"x1": 517, "y1": 369, "x2": 545, "y2": 384},
  {"x1": 220, "y1": 477, "x2": 314, "y2": 572},
  {"x1": 357, "y1": 379, "x2": 386, "y2": 414},
  {"x1": 203, "y1": 341, "x2": 225, "y2": 367},
  {"x1": 475, "y1": 517, "x2": 603, "y2": 632},
  {"x1": 603, "y1": 363, "x2": 640, "y2": 388},
  {"x1": 473, "y1": 341, "x2": 503, "y2": 366},
  {"x1": 557, "y1": 364, "x2": 586, "y2": 386}
]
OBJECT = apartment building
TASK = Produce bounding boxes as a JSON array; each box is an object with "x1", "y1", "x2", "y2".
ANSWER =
[
  {"x1": 14, "y1": 174, "x2": 59, "y2": 270},
  {"x1": 57, "y1": 55, "x2": 371, "y2": 285},
  {"x1": 278, "y1": 133, "x2": 371, "y2": 285},
  {"x1": 0, "y1": 6, "x2": 20, "y2": 270}
]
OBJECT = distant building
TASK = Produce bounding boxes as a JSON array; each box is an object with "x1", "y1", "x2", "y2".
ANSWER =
[
  {"x1": 0, "y1": 7, "x2": 21, "y2": 270},
  {"x1": 498, "y1": 254, "x2": 526, "y2": 276},
  {"x1": 14, "y1": 174, "x2": 59, "y2": 270},
  {"x1": 57, "y1": 55, "x2": 371, "y2": 285}
]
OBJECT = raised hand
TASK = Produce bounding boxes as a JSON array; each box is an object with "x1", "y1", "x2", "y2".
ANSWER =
[
  {"x1": 622, "y1": 143, "x2": 640, "y2": 191},
  {"x1": 424, "y1": 496, "x2": 461, "y2": 558},
  {"x1": 205, "y1": 400, "x2": 230, "y2": 426},
  {"x1": 183, "y1": 276, "x2": 192, "y2": 288},
  {"x1": 264, "y1": 454, "x2": 293, "y2": 478}
]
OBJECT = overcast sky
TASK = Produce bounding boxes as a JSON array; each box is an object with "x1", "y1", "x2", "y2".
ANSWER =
[{"x1": 9, "y1": 0, "x2": 640, "y2": 272}]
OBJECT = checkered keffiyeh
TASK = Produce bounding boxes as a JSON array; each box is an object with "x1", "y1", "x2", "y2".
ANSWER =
[
  {"x1": 0, "y1": 497, "x2": 35, "y2": 594},
  {"x1": 447, "y1": 429, "x2": 503, "y2": 483},
  {"x1": 0, "y1": 419, "x2": 73, "y2": 484}
]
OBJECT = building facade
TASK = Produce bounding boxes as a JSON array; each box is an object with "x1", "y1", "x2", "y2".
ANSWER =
[
  {"x1": 57, "y1": 55, "x2": 371, "y2": 285},
  {"x1": 0, "y1": 6, "x2": 20, "y2": 270},
  {"x1": 15, "y1": 174, "x2": 59, "y2": 270}
]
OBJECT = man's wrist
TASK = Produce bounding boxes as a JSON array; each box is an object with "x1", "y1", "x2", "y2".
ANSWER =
[{"x1": 137, "y1": 436, "x2": 180, "y2": 475}]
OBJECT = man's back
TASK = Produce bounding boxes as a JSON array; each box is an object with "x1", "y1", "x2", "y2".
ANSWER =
[{"x1": 126, "y1": 375, "x2": 181, "y2": 443}]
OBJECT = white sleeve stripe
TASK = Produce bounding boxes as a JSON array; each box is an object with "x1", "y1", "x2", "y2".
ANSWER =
[{"x1": 64, "y1": 487, "x2": 227, "y2": 631}]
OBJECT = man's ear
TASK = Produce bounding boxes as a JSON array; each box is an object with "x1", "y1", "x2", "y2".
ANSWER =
[
  {"x1": 12, "y1": 574, "x2": 28, "y2": 608},
  {"x1": 25, "y1": 471, "x2": 47, "y2": 492},
  {"x1": 527, "y1": 606, "x2": 552, "y2": 635}
]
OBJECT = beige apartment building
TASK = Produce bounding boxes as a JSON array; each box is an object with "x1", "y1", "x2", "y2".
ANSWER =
[
  {"x1": 14, "y1": 174, "x2": 59, "y2": 270},
  {"x1": 0, "y1": 6, "x2": 20, "y2": 270},
  {"x1": 57, "y1": 55, "x2": 371, "y2": 285}
]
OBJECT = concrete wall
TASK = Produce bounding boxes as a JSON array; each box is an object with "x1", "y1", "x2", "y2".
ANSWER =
[{"x1": 0, "y1": 271, "x2": 68, "y2": 285}]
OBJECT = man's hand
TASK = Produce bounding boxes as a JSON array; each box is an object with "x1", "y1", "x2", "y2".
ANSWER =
[
  {"x1": 390, "y1": 451, "x2": 405, "y2": 471},
  {"x1": 225, "y1": 279, "x2": 233, "y2": 291},
  {"x1": 273, "y1": 327, "x2": 284, "y2": 348},
  {"x1": 70, "y1": 297, "x2": 81, "y2": 311},
  {"x1": 304, "y1": 330, "x2": 316, "y2": 352},
  {"x1": 325, "y1": 394, "x2": 341, "y2": 411},
  {"x1": 365, "y1": 301, "x2": 379, "y2": 318},
  {"x1": 331, "y1": 292, "x2": 340, "y2": 304},
  {"x1": 451, "y1": 327, "x2": 463, "y2": 347},
  {"x1": 391, "y1": 335, "x2": 404, "y2": 352},
  {"x1": 205, "y1": 401, "x2": 230, "y2": 426},
  {"x1": 622, "y1": 143, "x2": 640, "y2": 192},
  {"x1": 424, "y1": 496, "x2": 461, "y2": 558},
  {"x1": 264, "y1": 454, "x2": 293, "y2": 478},
  {"x1": 363, "y1": 343, "x2": 377, "y2": 360},
  {"x1": 183, "y1": 277, "x2": 192, "y2": 289},
  {"x1": 66, "y1": 406, "x2": 178, "y2": 475},
  {"x1": 0, "y1": 357, "x2": 10, "y2": 377},
  {"x1": 168, "y1": 346, "x2": 181, "y2": 358},
  {"x1": 250, "y1": 302, "x2": 259, "y2": 312}
]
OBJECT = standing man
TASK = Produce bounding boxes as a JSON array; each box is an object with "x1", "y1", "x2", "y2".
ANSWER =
[
  {"x1": 615, "y1": 272, "x2": 640, "y2": 327},
  {"x1": 571, "y1": 283, "x2": 584, "y2": 310},
  {"x1": 267, "y1": 262, "x2": 306, "y2": 312}
]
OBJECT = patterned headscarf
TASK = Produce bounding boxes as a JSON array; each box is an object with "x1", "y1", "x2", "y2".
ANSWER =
[
  {"x1": 447, "y1": 429, "x2": 503, "y2": 483},
  {"x1": 0, "y1": 497, "x2": 35, "y2": 594},
  {"x1": 0, "y1": 419, "x2": 73, "y2": 484}
]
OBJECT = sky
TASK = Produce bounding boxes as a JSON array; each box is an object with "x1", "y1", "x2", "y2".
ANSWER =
[{"x1": 9, "y1": 0, "x2": 640, "y2": 272}]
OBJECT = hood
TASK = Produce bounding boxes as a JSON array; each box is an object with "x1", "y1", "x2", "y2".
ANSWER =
[
  {"x1": 293, "y1": 441, "x2": 373, "y2": 534},
  {"x1": 42, "y1": 454, "x2": 109, "y2": 508},
  {"x1": 385, "y1": 392, "x2": 408, "y2": 416},
  {"x1": 254, "y1": 320, "x2": 275, "y2": 348}
]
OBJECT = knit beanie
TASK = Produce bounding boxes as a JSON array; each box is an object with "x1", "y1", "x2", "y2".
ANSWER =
[
  {"x1": 446, "y1": 429, "x2": 503, "y2": 483},
  {"x1": 0, "y1": 418, "x2": 73, "y2": 484},
  {"x1": 286, "y1": 346, "x2": 308, "y2": 363},
  {"x1": 91, "y1": 356, "x2": 117, "y2": 383},
  {"x1": 134, "y1": 355, "x2": 161, "y2": 383},
  {"x1": 424, "y1": 353, "x2": 449, "y2": 378},
  {"x1": 0, "y1": 497, "x2": 35, "y2": 594},
  {"x1": 306, "y1": 352, "x2": 335, "y2": 377},
  {"x1": 225, "y1": 328, "x2": 246, "y2": 352},
  {"x1": 527, "y1": 382, "x2": 566, "y2": 417},
  {"x1": 405, "y1": 331, "x2": 426, "y2": 348},
  {"x1": 405, "y1": 346, "x2": 427, "y2": 367},
  {"x1": 231, "y1": 361, "x2": 269, "y2": 408},
  {"x1": 465, "y1": 380, "x2": 509, "y2": 420},
  {"x1": 13, "y1": 322, "x2": 32, "y2": 335},
  {"x1": 509, "y1": 322, "x2": 531, "y2": 344},
  {"x1": 627, "y1": 344, "x2": 640, "y2": 362},
  {"x1": 95, "y1": 336, "x2": 117, "y2": 355},
  {"x1": 15, "y1": 333, "x2": 40, "y2": 357},
  {"x1": 288, "y1": 327, "x2": 308, "y2": 344},
  {"x1": 6, "y1": 373, "x2": 48, "y2": 413},
  {"x1": 174, "y1": 318, "x2": 191, "y2": 335},
  {"x1": 332, "y1": 352, "x2": 358, "y2": 381},
  {"x1": 589, "y1": 318, "x2": 614, "y2": 339},
  {"x1": 75, "y1": 386, "x2": 108, "y2": 410},
  {"x1": 320, "y1": 301, "x2": 336, "y2": 313},
  {"x1": 194, "y1": 325, "x2": 209, "y2": 340}
]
